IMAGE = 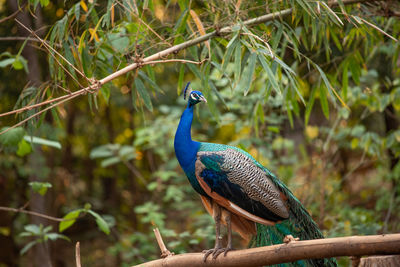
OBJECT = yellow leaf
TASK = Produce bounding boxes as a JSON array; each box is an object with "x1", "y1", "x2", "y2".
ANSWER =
[
  {"x1": 235, "y1": 0, "x2": 242, "y2": 11},
  {"x1": 88, "y1": 28, "x2": 99, "y2": 42},
  {"x1": 78, "y1": 30, "x2": 87, "y2": 54},
  {"x1": 111, "y1": 4, "x2": 115, "y2": 27},
  {"x1": 80, "y1": 0, "x2": 88, "y2": 12},
  {"x1": 120, "y1": 85, "x2": 130, "y2": 94},
  {"x1": 56, "y1": 8, "x2": 64, "y2": 17},
  {"x1": 305, "y1": 125, "x2": 319, "y2": 139},
  {"x1": 351, "y1": 138, "x2": 358, "y2": 149},
  {"x1": 88, "y1": 15, "x2": 105, "y2": 42},
  {"x1": 190, "y1": 9, "x2": 210, "y2": 51},
  {"x1": 136, "y1": 151, "x2": 143, "y2": 160}
]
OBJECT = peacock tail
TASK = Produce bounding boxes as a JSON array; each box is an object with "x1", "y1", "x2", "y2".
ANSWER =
[{"x1": 253, "y1": 170, "x2": 337, "y2": 267}]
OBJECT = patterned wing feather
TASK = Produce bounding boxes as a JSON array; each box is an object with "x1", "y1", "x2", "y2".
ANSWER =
[{"x1": 195, "y1": 148, "x2": 289, "y2": 223}]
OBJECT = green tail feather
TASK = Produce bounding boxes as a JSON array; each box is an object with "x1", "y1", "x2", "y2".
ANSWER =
[{"x1": 251, "y1": 171, "x2": 337, "y2": 267}]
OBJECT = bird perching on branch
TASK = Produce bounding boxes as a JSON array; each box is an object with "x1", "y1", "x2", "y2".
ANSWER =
[{"x1": 174, "y1": 82, "x2": 337, "y2": 266}]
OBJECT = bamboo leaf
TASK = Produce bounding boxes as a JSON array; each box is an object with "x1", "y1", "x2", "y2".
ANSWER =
[
  {"x1": 177, "y1": 64, "x2": 185, "y2": 95},
  {"x1": 234, "y1": 41, "x2": 242, "y2": 83},
  {"x1": 305, "y1": 86, "x2": 317, "y2": 125},
  {"x1": 239, "y1": 52, "x2": 257, "y2": 95},
  {"x1": 342, "y1": 62, "x2": 348, "y2": 101},
  {"x1": 134, "y1": 78, "x2": 153, "y2": 111},
  {"x1": 319, "y1": 85, "x2": 329, "y2": 119},
  {"x1": 138, "y1": 71, "x2": 162, "y2": 93},
  {"x1": 222, "y1": 36, "x2": 238, "y2": 71},
  {"x1": 258, "y1": 54, "x2": 280, "y2": 94}
]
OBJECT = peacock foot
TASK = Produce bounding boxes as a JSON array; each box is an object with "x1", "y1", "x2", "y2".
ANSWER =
[{"x1": 202, "y1": 247, "x2": 234, "y2": 261}]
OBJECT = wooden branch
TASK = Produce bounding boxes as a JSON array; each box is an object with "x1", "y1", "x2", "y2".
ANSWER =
[
  {"x1": 132, "y1": 234, "x2": 400, "y2": 267},
  {"x1": 75, "y1": 242, "x2": 81, "y2": 267},
  {"x1": 0, "y1": 206, "x2": 65, "y2": 222},
  {"x1": 153, "y1": 228, "x2": 173, "y2": 258},
  {"x1": 0, "y1": 0, "x2": 372, "y2": 135}
]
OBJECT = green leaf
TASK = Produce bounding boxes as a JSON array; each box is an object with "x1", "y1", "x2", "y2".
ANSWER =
[
  {"x1": 0, "y1": 127, "x2": 25, "y2": 147},
  {"x1": 222, "y1": 35, "x2": 238, "y2": 71},
  {"x1": 90, "y1": 144, "x2": 117, "y2": 159},
  {"x1": 305, "y1": 87, "x2": 317, "y2": 125},
  {"x1": 258, "y1": 54, "x2": 280, "y2": 94},
  {"x1": 59, "y1": 210, "x2": 82, "y2": 232},
  {"x1": 16, "y1": 139, "x2": 32, "y2": 157},
  {"x1": 24, "y1": 136, "x2": 62, "y2": 149},
  {"x1": 319, "y1": 85, "x2": 329, "y2": 119},
  {"x1": 177, "y1": 64, "x2": 185, "y2": 95},
  {"x1": 138, "y1": 71, "x2": 162, "y2": 93},
  {"x1": 234, "y1": 41, "x2": 242, "y2": 82},
  {"x1": 0, "y1": 58, "x2": 15, "y2": 68},
  {"x1": 239, "y1": 52, "x2": 257, "y2": 95},
  {"x1": 88, "y1": 210, "x2": 110, "y2": 235},
  {"x1": 12, "y1": 58, "x2": 24, "y2": 70},
  {"x1": 101, "y1": 156, "x2": 121, "y2": 167},
  {"x1": 134, "y1": 78, "x2": 153, "y2": 111},
  {"x1": 186, "y1": 63, "x2": 202, "y2": 79},
  {"x1": 46, "y1": 233, "x2": 70, "y2": 242},
  {"x1": 29, "y1": 182, "x2": 52, "y2": 196},
  {"x1": 342, "y1": 62, "x2": 348, "y2": 101},
  {"x1": 173, "y1": 8, "x2": 189, "y2": 42},
  {"x1": 39, "y1": 0, "x2": 49, "y2": 7},
  {"x1": 20, "y1": 241, "x2": 38, "y2": 255},
  {"x1": 24, "y1": 224, "x2": 41, "y2": 235}
]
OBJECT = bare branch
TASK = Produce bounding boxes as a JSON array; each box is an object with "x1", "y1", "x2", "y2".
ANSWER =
[
  {"x1": 0, "y1": 206, "x2": 64, "y2": 222},
  {"x1": 153, "y1": 228, "x2": 174, "y2": 258},
  {"x1": 75, "y1": 242, "x2": 82, "y2": 267},
  {"x1": 133, "y1": 233, "x2": 400, "y2": 267},
  {"x1": 0, "y1": 2, "x2": 26, "y2": 24}
]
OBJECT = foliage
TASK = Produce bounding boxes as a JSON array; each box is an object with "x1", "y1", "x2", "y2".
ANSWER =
[{"x1": 19, "y1": 224, "x2": 69, "y2": 255}]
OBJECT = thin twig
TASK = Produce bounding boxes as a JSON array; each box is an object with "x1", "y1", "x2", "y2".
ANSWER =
[
  {"x1": 15, "y1": 19, "x2": 88, "y2": 79},
  {"x1": 356, "y1": 16, "x2": 398, "y2": 42},
  {"x1": 75, "y1": 242, "x2": 82, "y2": 267},
  {"x1": 0, "y1": 90, "x2": 80, "y2": 135},
  {"x1": 153, "y1": 228, "x2": 173, "y2": 258},
  {"x1": 144, "y1": 58, "x2": 208, "y2": 65},
  {"x1": 241, "y1": 32, "x2": 275, "y2": 59},
  {"x1": 0, "y1": 206, "x2": 64, "y2": 222},
  {"x1": 0, "y1": 3, "x2": 26, "y2": 24}
]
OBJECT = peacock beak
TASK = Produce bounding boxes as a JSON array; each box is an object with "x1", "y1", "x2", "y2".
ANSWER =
[{"x1": 199, "y1": 95, "x2": 207, "y2": 103}]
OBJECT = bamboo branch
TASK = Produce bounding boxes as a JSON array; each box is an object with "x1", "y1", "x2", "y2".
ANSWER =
[
  {"x1": 0, "y1": 0, "x2": 372, "y2": 135},
  {"x1": 132, "y1": 234, "x2": 400, "y2": 267}
]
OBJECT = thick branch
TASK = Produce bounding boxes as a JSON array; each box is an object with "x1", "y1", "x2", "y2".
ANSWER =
[{"x1": 133, "y1": 234, "x2": 400, "y2": 267}]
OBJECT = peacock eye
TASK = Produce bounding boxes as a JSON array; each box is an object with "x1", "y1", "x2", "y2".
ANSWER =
[{"x1": 191, "y1": 93, "x2": 198, "y2": 100}]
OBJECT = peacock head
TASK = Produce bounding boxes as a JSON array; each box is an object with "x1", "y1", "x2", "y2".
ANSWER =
[{"x1": 183, "y1": 82, "x2": 207, "y2": 107}]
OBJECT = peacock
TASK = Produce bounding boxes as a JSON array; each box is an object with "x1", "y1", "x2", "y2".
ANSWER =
[{"x1": 174, "y1": 82, "x2": 337, "y2": 266}]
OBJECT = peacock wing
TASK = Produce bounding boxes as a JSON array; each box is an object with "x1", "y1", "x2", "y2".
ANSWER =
[{"x1": 195, "y1": 147, "x2": 289, "y2": 225}]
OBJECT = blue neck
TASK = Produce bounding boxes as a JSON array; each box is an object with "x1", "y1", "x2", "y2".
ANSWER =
[
  {"x1": 174, "y1": 105, "x2": 205, "y2": 195},
  {"x1": 174, "y1": 105, "x2": 200, "y2": 169}
]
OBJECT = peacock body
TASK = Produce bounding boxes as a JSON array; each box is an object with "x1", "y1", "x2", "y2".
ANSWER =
[{"x1": 174, "y1": 82, "x2": 337, "y2": 266}]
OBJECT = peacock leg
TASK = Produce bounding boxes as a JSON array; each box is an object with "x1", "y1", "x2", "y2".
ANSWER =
[
  {"x1": 212, "y1": 209, "x2": 234, "y2": 259},
  {"x1": 203, "y1": 203, "x2": 223, "y2": 261}
]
